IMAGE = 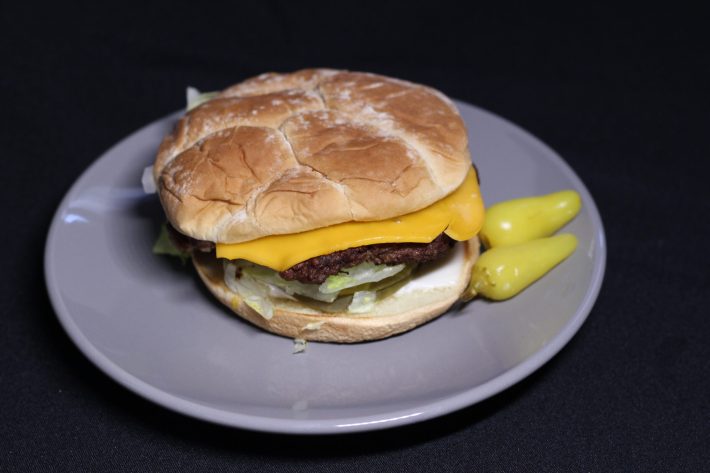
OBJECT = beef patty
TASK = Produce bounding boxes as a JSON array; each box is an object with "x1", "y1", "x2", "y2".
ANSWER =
[
  {"x1": 166, "y1": 223, "x2": 216, "y2": 253},
  {"x1": 279, "y1": 234, "x2": 455, "y2": 283},
  {"x1": 166, "y1": 224, "x2": 455, "y2": 284}
]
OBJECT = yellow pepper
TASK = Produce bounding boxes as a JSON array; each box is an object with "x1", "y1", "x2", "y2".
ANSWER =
[
  {"x1": 464, "y1": 234, "x2": 578, "y2": 301},
  {"x1": 480, "y1": 190, "x2": 581, "y2": 248}
]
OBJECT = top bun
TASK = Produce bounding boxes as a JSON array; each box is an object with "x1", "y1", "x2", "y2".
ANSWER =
[{"x1": 154, "y1": 69, "x2": 471, "y2": 243}]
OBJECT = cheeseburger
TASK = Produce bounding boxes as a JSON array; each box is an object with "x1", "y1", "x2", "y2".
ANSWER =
[{"x1": 152, "y1": 69, "x2": 485, "y2": 342}]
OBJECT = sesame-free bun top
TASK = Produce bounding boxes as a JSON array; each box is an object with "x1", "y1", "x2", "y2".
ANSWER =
[{"x1": 154, "y1": 69, "x2": 471, "y2": 243}]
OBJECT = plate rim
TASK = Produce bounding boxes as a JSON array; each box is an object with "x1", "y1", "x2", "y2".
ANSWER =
[{"x1": 44, "y1": 100, "x2": 606, "y2": 435}]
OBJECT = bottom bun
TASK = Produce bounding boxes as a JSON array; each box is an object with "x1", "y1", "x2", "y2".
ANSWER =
[{"x1": 193, "y1": 237, "x2": 480, "y2": 343}]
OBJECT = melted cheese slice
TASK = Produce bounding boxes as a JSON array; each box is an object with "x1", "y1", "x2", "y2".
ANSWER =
[{"x1": 216, "y1": 168, "x2": 484, "y2": 271}]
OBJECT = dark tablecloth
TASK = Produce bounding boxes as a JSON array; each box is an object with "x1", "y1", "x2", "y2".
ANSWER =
[{"x1": 2, "y1": 3, "x2": 707, "y2": 471}]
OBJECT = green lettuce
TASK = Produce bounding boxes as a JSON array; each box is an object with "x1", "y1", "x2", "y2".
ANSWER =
[
  {"x1": 240, "y1": 262, "x2": 338, "y2": 303},
  {"x1": 152, "y1": 224, "x2": 190, "y2": 264},
  {"x1": 319, "y1": 262, "x2": 406, "y2": 294},
  {"x1": 222, "y1": 260, "x2": 414, "y2": 319},
  {"x1": 224, "y1": 262, "x2": 274, "y2": 319},
  {"x1": 348, "y1": 290, "x2": 377, "y2": 313},
  {"x1": 186, "y1": 87, "x2": 218, "y2": 111}
]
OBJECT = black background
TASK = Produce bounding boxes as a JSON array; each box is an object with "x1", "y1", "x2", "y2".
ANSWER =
[{"x1": 2, "y1": 2, "x2": 708, "y2": 471}]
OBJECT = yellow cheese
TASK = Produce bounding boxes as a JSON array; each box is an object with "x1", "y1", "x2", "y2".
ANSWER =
[{"x1": 216, "y1": 168, "x2": 484, "y2": 270}]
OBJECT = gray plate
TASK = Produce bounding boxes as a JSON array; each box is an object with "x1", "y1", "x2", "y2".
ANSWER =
[{"x1": 45, "y1": 100, "x2": 606, "y2": 434}]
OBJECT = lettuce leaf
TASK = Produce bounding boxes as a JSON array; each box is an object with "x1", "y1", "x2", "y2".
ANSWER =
[
  {"x1": 224, "y1": 262, "x2": 274, "y2": 319},
  {"x1": 186, "y1": 87, "x2": 218, "y2": 111},
  {"x1": 348, "y1": 291, "x2": 376, "y2": 313},
  {"x1": 293, "y1": 339, "x2": 307, "y2": 354},
  {"x1": 337, "y1": 264, "x2": 414, "y2": 296},
  {"x1": 319, "y1": 262, "x2": 405, "y2": 294},
  {"x1": 152, "y1": 224, "x2": 190, "y2": 264},
  {"x1": 240, "y1": 262, "x2": 338, "y2": 303},
  {"x1": 223, "y1": 260, "x2": 415, "y2": 317},
  {"x1": 298, "y1": 294, "x2": 353, "y2": 314}
]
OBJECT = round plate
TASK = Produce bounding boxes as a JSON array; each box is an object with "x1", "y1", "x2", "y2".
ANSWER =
[{"x1": 45, "y1": 100, "x2": 606, "y2": 434}]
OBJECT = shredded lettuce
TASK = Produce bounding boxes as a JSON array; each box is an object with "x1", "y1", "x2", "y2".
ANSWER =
[
  {"x1": 152, "y1": 224, "x2": 190, "y2": 264},
  {"x1": 186, "y1": 86, "x2": 218, "y2": 111},
  {"x1": 224, "y1": 262, "x2": 274, "y2": 319},
  {"x1": 293, "y1": 339, "x2": 307, "y2": 354},
  {"x1": 338, "y1": 264, "x2": 414, "y2": 296},
  {"x1": 266, "y1": 284, "x2": 297, "y2": 301},
  {"x1": 319, "y1": 262, "x2": 405, "y2": 294},
  {"x1": 240, "y1": 262, "x2": 338, "y2": 303},
  {"x1": 299, "y1": 294, "x2": 353, "y2": 313},
  {"x1": 223, "y1": 260, "x2": 414, "y2": 317},
  {"x1": 348, "y1": 291, "x2": 376, "y2": 313}
]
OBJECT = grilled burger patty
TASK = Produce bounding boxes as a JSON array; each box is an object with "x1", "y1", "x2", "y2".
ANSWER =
[
  {"x1": 166, "y1": 224, "x2": 455, "y2": 284},
  {"x1": 166, "y1": 223, "x2": 216, "y2": 254},
  {"x1": 279, "y1": 234, "x2": 455, "y2": 283}
]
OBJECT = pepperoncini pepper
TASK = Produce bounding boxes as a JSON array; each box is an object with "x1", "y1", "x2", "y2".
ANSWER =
[
  {"x1": 479, "y1": 190, "x2": 581, "y2": 249},
  {"x1": 464, "y1": 190, "x2": 582, "y2": 301},
  {"x1": 465, "y1": 234, "x2": 578, "y2": 301}
]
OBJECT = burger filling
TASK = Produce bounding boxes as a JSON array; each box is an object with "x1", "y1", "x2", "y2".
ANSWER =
[
  {"x1": 279, "y1": 234, "x2": 454, "y2": 283},
  {"x1": 162, "y1": 223, "x2": 457, "y2": 318}
]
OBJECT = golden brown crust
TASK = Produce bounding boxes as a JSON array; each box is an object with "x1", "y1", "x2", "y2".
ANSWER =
[
  {"x1": 192, "y1": 238, "x2": 480, "y2": 343},
  {"x1": 155, "y1": 69, "x2": 471, "y2": 243}
]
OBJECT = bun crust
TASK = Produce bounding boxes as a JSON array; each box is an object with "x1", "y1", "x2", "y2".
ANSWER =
[
  {"x1": 155, "y1": 69, "x2": 471, "y2": 243},
  {"x1": 192, "y1": 238, "x2": 480, "y2": 343}
]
